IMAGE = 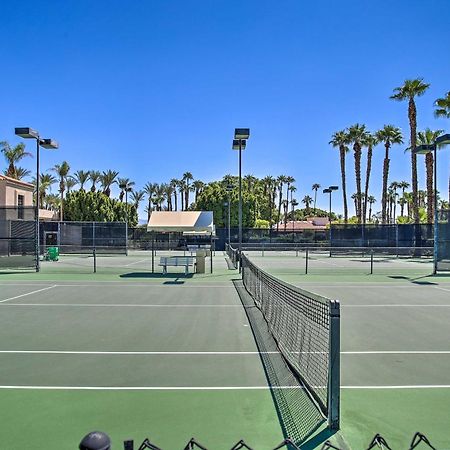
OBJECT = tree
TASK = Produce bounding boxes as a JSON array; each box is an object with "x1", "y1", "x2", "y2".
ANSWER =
[
  {"x1": 0, "y1": 141, "x2": 32, "y2": 179},
  {"x1": 144, "y1": 182, "x2": 157, "y2": 220},
  {"x1": 32, "y1": 173, "x2": 57, "y2": 205},
  {"x1": 329, "y1": 131, "x2": 350, "y2": 223},
  {"x1": 391, "y1": 78, "x2": 430, "y2": 223},
  {"x1": 416, "y1": 128, "x2": 444, "y2": 222},
  {"x1": 100, "y1": 170, "x2": 119, "y2": 197},
  {"x1": 130, "y1": 190, "x2": 145, "y2": 210},
  {"x1": 170, "y1": 179, "x2": 179, "y2": 211},
  {"x1": 312, "y1": 183, "x2": 321, "y2": 213},
  {"x1": 72, "y1": 170, "x2": 90, "y2": 191},
  {"x1": 89, "y1": 170, "x2": 101, "y2": 192},
  {"x1": 347, "y1": 124, "x2": 369, "y2": 223},
  {"x1": 389, "y1": 181, "x2": 400, "y2": 223},
  {"x1": 66, "y1": 178, "x2": 77, "y2": 193},
  {"x1": 192, "y1": 180, "x2": 205, "y2": 203},
  {"x1": 51, "y1": 161, "x2": 70, "y2": 221},
  {"x1": 367, "y1": 196, "x2": 376, "y2": 221},
  {"x1": 375, "y1": 125, "x2": 403, "y2": 223},
  {"x1": 14, "y1": 167, "x2": 31, "y2": 180},
  {"x1": 182, "y1": 172, "x2": 194, "y2": 209},
  {"x1": 302, "y1": 195, "x2": 313, "y2": 215},
  {"x1": 362, "y1": 133, "x2": 377, "y2": 223},
  {"x1": 118, "y1": 178, "x2": 135, "y2": 202},
  {"x1": 276, "y1": 175, "x2": 287, "y2": 231},
  {"x1": 434, "y1": 92, "x2": 450, "y2": 118}
]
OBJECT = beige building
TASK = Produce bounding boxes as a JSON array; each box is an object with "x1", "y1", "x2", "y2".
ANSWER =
[{"x1": 0, "y1": 175, "x2": 34, "y2": 220}]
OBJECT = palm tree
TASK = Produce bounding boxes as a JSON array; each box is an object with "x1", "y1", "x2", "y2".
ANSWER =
[
  {"x1": 32, "y1": 173, "x2": 57, "y2": 205},
  {"x1": 66, "y1": 178, "x2": 77, "y2": 193},
  {"x1": 0, "y1": 141, "x2": 32, "y2": 179},
  {"x1": 347, "y1": 124, "x2": 369, "y2": 223},
  {"x1": 329, "y1": 130, "x2": 350, "y2": 223},
  {"x1": 118, "y1": 178, "x2": 135, "y2": 202},
  {"x1": 375, "y1": 125, "x2": 403, "y2": 224},
  {"x1": 178, "y1": 179, "x2": 186, "y2": 211},
  {"x1": 302, "y1": 195, "x2": 313, "y2": 215},
  {"x1": 192, "y1": 180, "x2": 205, "y2": 203},
  {"x1": 72, "y1": 170, "x2": 90, "y2": 191},
  {"x1": 398, "y1": 181, "x2": 410, "y2": 199},
  {"x1": 89, "y1": 170, "x2": 101, "y2": 192},
  {"x1": 391, "y1": 78, "x2": 430, "y2": 223},
  {"x1": 130, "y1": 190, "x2": 145, "y2": 210},
  {"x1": 100, "y1": 170, "x2": 119, "y2": 197},
  {"x1": 182, "y1": 172, "x2": 194, "y2": 209},
  {"x1": 367, "y1": 196, "x2": 376, "y2": 221},
  {"x1": 398, "y1": 196, "x2": 407, "y2": 218},
  {"x1": 362, "y1": 133, "x2": 377, "y2": 223},
  {"x1": 170, "y1": 179, "x2": 179, "y2": 211},
  {"x1": 51, "y1": 161, "x2": 70, "y2": 221},
  {"x1": 389, "y1": 182, "x2": 400, "y2": 223},
  {"x1": 417, "y1": 128, "x2": 444, "y2": 223},
  {"x1": 14, "y1": 167, "x2": 31, "y2": 180},
  {"x1": 434, "y1": 92, "x2": 450, "y2": 118},
  {"x1": 276, "y1": 175, "x2": 287, "y2": 231},
  {"x1": 144, "y1": 182, "x2": 157, "y2": 220},
  {"x1": 312, "y1": 183, "x2": 320, "y2": 213}
]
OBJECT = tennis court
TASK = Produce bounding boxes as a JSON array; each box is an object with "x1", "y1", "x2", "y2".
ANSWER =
[{"x1": 1, "y1": 250, "x2": 449, "y2": 449}]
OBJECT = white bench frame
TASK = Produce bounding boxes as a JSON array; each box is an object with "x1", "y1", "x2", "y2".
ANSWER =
[{"x1": 159, "y1": 256, "x2": 195, "y2": 275}]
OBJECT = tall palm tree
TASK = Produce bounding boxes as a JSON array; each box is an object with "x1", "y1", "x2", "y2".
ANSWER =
[
  {"x1": 347, "y1": 124, "x2": 369, "y2": 223},
  {"x1": 32, "y1": 173, "x2": 57, "y2": 205},
  {"x1": 417, "y1": 128, "x2": 444, "y2": 223},
  {"x1": 391, "y1": 78, "x2": 430, "y2": 223},
  {"x1": 118, "y1": 178, "x2": 135, "y2": 202},
  {"x1": 66, "y1": 178, "x2": 77, "y2": 193},
  {"x1": 0, "y1": 141, "x2": 32, "y2": 179},
  {"x1": 100, "y1": 170, "x2": 119, "y2": 197},
  {"x1": 329, "y1": 131, "x2": 350, "y2": 223},
  {"x1": 178, "y1": 179, "x2": 186, "y2": 211},
  {"x1": 389, "y1": 181, "x2": 400, "y2": 223},
  {"x1": 192, "y1": 180, "x2": 205, "y2": 203},
  {"x1": 312, "y1": 183, "x2": 320, "y2": 213},
  {"x1": 375, "y1": 125, "x2": 403, "y2": 224},
  {"x1": 276, "y1": 175, "x2": 287, "y2": 231},
  {"x1": 182, "y1": 172, "x2": 194, "y2": 209},
  {"x1": 72, "y1": 170, "x2": 90, "y2": 191},
  {"x1": 130, "y1": 190, "x2": 145, "y2": 210},
  {"x1": 434, "y1": 92, "x2": 450, "y2": 118},
  {"x1": 398, "y1": 196, "x2": 407, "y2": 218},
  {"x1": 89, "y1": 170, "x2": 101, "y2": 192},
  {"x1": 170, "y1": 179, "x2": 179, "y2": 211},
  {"x1": 51, "y1": 161, "x2": 70, "y2": 221},
  {"x1": 144, "y1": 182, "x2": 157, "y2": 220},
  {"x1": 398, "y1": 181, "x2": 410, "y2": 199},
  {"x1": 367, "y1": 196, "x2": 376, "y2": 221},
  {"x1": 362, "y1": 133, "x2": 377, "y2": 223},
  {"x1": 262, "y1": 176, "x2": 276, "y2": 226}
]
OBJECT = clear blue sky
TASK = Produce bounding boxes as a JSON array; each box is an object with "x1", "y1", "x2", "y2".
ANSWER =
[{"x1": 1, "y1": 0, "x2": 450, "y2": 220}]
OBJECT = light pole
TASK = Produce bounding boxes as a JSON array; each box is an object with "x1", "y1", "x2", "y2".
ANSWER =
[
  {"x1": 413, "y1": 133, "x2": 450, "y2": 274},
  {"x1": 323, "y1": 185, "x2": 339, "y2": 252},
  {"x1": 226, "y1": 184, "x2": 234, "y2": 246},
  {"x1": 119, "y1": 180, "x2": 132, "y2": 256},
  {"x1": 15, "y1": 128, "x2": 58, "y2": 272},
  {"x1": 232, "y1": 128, "x2": 250, "y2": 264}
]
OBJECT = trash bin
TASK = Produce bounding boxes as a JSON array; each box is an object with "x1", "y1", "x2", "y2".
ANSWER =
[
  {"x1": 196, "y1": 250, "x2": 206, "y2": 273},
  {"x1": 47, "y1": 246, "x2": 59, "y2": 261}
]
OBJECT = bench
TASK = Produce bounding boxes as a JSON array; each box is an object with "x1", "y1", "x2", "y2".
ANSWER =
[
  {"x1": 159, "y1": 256, "x2": 195, "y2": 275},
  {"x1": 186, "y1": 245, "x2": 211, "y2": 255}
]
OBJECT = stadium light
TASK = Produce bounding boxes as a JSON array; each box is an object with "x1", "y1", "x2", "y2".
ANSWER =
[
  {"x1": 412, "y1": 132, "x2": 450, "y2": 274},
  {"x1": 323, "y1": 186, "x2": 339, "y2": 253},
  {"x1": 15, "y1": 127, "x2": 58, "y2": 272},
  {"x1": 232, "y1": 128, "x2": 250, "y2": 267}
]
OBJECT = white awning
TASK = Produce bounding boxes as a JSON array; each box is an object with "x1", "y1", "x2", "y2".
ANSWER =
[{"x1": 147, "y1": 211, "x2": 214, "y2": 233}]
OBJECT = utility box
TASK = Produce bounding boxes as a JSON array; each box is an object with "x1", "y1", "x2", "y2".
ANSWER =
[{"x1": 196, "y1": 250, "x2": 206, "y2": 273}]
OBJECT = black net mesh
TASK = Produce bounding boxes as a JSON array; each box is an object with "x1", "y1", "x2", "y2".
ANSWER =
[{"x1": 437, "y1": 210, "x2": 450, "y2": 271}]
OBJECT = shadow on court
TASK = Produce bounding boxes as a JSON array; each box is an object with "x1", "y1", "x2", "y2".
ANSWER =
[{"x1": 119, "y1": 272, "x2": 194, "y2": 280}]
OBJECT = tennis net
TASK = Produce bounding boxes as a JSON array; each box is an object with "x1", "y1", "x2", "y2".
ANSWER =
[
  {"x1": 240, "y1": 253, "x2": 340, "y2": 429},
  {"x1": 225, "y1": 243, "x2": 239, "y2": 268}
]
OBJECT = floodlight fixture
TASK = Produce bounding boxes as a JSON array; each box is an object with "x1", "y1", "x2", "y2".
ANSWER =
[
  {"x1": 40, "y1": 138, "x2": 59, "y2": 149},
  {"x1": 435, "y1": 133, "x2": 450, "y2": 146},
  {"x1": 234, "y1": 128, "x2": 250, "y2": 140},
  {"x1": 15, "y1": 127, "x2": 39, "y2": 139},
  {"x1": 329, "y1": 185, "x2": 339, "y2": 191},
  {"x1": 232, "y1": 139, "x2": 246, "y2": 150},
  {"x1": 323, "y1": 188, "x2": 332, "y2": 194},
  {"x1": 412, "y1": 144, "x2": 435, "y2": 154}
]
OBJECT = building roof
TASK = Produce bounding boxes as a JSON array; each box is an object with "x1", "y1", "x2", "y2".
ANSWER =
[
  {"x1": 0, "y1": 174, "x2": 34, "y2": 189},
  {"x1": 147, "y1": 211, "x2": 214, "y2": 233},
  {"x1": 273, "y1": 220, "x2": 327, "y2": 231}
]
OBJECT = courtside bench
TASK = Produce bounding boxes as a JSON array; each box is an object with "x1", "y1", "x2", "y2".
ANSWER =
[{"x1": 159, "y1": 256, "x2": 195, "y2": 275}]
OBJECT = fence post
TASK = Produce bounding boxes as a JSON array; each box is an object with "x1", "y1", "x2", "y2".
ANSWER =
[
  {"x1": 93, "y1": 248, "x2": 97, "y2": 273},
  {"x1": 370, "y1": 250, "x2": 374, "y2": 275},
  {"x1": 328, "y1": 300, "x2": 340, "y2": 430},
  {"x1": 305, "y1": 248, "x2": 309, "y2": 274}
]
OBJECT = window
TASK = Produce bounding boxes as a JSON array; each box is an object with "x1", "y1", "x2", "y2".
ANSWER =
[{"x1": 18, "y1": 194, "x2": 24, "y2": 219}]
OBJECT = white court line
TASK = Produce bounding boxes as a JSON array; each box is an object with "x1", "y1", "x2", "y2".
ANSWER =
[
  {"x1": 0, "y1": 303, "x2": 241, "y2": 308},
  {"x1": 0, "y1": 283, "x2": 235, "y2": 288},
  {"x1": 435, "y1": 286, "x2": 450, "y2": 293},
  {"x1": 124, "y1": 259, "x2": 150, "y2": 267},
  {"x1": 0, "y1": 385, "x2": 449, "y2": 390},
  {"x1": 0, "y1": 285, "x2": 57, "y2": 304},
  {"x1": 343, "y1": 304, "x2": 450, "y2": 307}
]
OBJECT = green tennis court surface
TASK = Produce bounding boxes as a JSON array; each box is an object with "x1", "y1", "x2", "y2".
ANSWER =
[{"x1": 0, "y1": 253, "x2": 449, "y2": 448}]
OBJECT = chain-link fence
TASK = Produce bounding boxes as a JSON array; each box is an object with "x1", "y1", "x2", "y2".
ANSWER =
[
  {"x1": 0, "y1": 206, "x2": 36, "y2": 270},
  {"x1": 437, "y1": 209, "x2": 450, "y2": 271}
]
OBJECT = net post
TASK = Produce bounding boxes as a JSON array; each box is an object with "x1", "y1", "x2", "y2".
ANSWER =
[
  {"x1": 370, "y1": 250, "x2": 374, "y2": 275},
  {"x1": 93, "y1": 247, "x2": 97, "y2": 273},
  {"x1": 328, "y1": 299, "x2": 340, "y2": 430},
  {"x1": 305, "y1": 248, "x2": 309, "y2": 274}
]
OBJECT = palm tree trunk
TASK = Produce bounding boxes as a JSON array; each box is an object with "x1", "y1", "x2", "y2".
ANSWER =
[
  {"x1": 425, "y1": 153, "x2": 433, "y2": 223},
  {"x1": 339, "y1": 146, "x2": 348, "y2": 223},
  {"x1": 393, "y1": 192, "x2": 397, "y2": 223},
  {"x1": 180, "y1": 190, "x2": 184, "y2": 211},
  {"x1": 276, "y1": 188, "x2": 283, "y2": 232},
  {"x1": 313, "y1": 190, "x2": 317, "y2": 214},
  {"x1": 174, "y1": 192, "x2": 178, "y2": 211},
  {"x1": 363, "y1": 145, "x2": 373, "y2": 224},
  {"x1": 369, "y1": 204, "x2": 372, "y2": 221},
  {"x1": 381, "y1": 143, "x2": 390, "y2": 224},
  {"x1": 354, "y1": 144, "x2": 362, "y2": 222},
  {"x1": 409, "y1": 98, "x2": 419, "y2": 224}
]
